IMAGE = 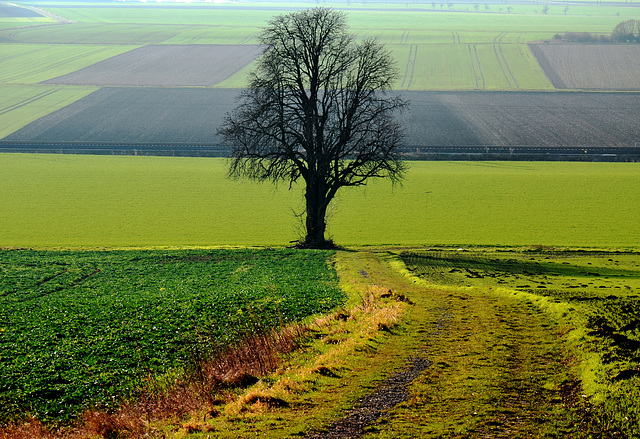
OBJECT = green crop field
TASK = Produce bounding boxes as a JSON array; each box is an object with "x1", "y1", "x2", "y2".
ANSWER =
[
  {"x1": 0, "y1": 248, "x2": 342, "y2": 423},
  {"x1": 391, "y1": 43, "x2": 553, "y2": 90},
  {"x1": 0, "y1": 154, "x2": 638, "y2": 249}
]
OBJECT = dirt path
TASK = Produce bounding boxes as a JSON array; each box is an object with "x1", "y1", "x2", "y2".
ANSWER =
[{"x1": 309, "y1": 251, "x2": 578, "y2": 438}]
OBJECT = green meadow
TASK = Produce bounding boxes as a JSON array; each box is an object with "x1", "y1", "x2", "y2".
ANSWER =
[{"x1": 1, "y1": 154, "x2": 637, "y2": 249}]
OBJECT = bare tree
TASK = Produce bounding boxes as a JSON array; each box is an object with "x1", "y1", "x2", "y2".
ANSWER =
[
  {"x1": 219, "y1": 8, "x2": 407, "y2": 248},
  {"x1": 612, "y1": 19, "x2": 640, "y2": 42}
]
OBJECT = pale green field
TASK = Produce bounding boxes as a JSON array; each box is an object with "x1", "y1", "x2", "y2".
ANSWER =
[
  {"x1": 0, "y1": 43, "x2": 138, "y2": 83},
  {"x1": 1, "y1": 154, "x2": 637, "y2": 249},
  {"x1": 391, "y1": 43, "x2": 553, "y2": 90},
  {"x1": 0, "y1": 85, "x2": 98, "y2": 138}
]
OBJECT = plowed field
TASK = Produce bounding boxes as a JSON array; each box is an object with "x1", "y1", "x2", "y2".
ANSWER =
[
  {"x1": 6, "y1": 90, "x2": 640, "y2": 148},
  {"x1": 43, "y1": 44, "x2": 262, "y2": 87},
  {"x1": 529, "y1": 44, "x2": 640, "y2": 90}
]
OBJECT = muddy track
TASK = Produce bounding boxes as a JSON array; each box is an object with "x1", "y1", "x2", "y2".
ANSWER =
[
  {"x1": 307, "y1": 356, "x2": 432, "y2": 439},
  {"x1": 308, "y1": 306, "x2": 454, "y2": 439}
]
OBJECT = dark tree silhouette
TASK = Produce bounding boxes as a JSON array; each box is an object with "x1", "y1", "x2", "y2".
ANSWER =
[{"x1": 219, "y1": 8, "x2": 407, "y2": 248}]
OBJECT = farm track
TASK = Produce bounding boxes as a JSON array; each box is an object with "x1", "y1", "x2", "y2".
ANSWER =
[
  {"x1": 400, "y1": 30, "x2": 410, "y2": 44},
  {"x1": 401, "y1": 45, "x2": 417, "y2": 89},
  {"x1": 493, "y1": 33, "x2": 518, "y2": 89},
  {"x1": 309, "y1": 251, "x2": 576, "y2": 438},
  {"x1": 468, "y1": 44, "x2": 485, "y2": 89},
  {"x1": 0, "y1": 46, "x2": 45, "y2": 64},
  {"x1": 468, "y1": 45, "x2": 479, "y2": 88}
]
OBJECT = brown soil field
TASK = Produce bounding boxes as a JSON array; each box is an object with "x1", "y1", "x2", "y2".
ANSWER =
[
  {"x1": 529, "y1": 44, "x2": 640, "y2": 90},
  {"x1": 4, "y1": 89, "x2": 640, "y2": 149},
  {"x1": 43, "y1": 45, "x2": 262, "y2": 87},
  {"x1": 401, "y1": 91, "x2": 640, "y2": 148}
]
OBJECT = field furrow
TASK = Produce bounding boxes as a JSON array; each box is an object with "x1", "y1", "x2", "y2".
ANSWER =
[
  {"x1": 43, "y1": 45, "x2": 262, "y2": 87},
  {"x1": 493, "y1": 43, "x2": 512, "y2": 89},
  {"x1": 473, "y1": 45, "x2": 485, "y2": 88},
  {"x1": 3, "y1": 47, "x2": 113, "y2": 83},
  {"x1": 529, "y1": 43, "x2": 640, "y2": 90}
]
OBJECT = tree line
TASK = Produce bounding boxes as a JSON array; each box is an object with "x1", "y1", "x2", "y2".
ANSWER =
[{"x1": 553, "y1": 19, "x2": 640, "y2": 43}]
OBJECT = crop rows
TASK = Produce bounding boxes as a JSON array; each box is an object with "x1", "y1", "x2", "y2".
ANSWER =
[
  {"x1": 390, "y1": 43, "x2": 552, "y2": 90},
  {"x1": 0, "y1": 85, "x2": 97, "y2": 139},
  {"x1": 0, "y1": 248, "x2": 343, "y2": 423}
]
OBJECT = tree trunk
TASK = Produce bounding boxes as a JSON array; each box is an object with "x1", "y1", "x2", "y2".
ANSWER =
[{"x1": 304, "y1": 175, "x2": 330, "y2": 248}]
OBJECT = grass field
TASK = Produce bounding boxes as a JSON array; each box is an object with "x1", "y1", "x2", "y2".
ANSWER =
[
  {"x1": 391, "y1": 43, "x2": 552, "y2": 90},
  {"x1": 0, "y1": 43, "x2": 138, "y2": 84},
  {"x1": 0, "y1": 154, "x2": 638, "y2": 249}
]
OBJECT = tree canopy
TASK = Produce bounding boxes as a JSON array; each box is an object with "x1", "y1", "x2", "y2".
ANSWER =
[
  {"x1": 611, "y1": 19, "x2": 640, "y2": 43},
  {"x1": 219, "y1": 8, "x2": 407, "y2": 248}
]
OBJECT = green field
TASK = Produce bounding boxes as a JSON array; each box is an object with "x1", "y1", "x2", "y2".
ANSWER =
[
  {"x1": 0, "y1": 154, "x2": 638, "y2": 249},
  {"x1": 0, "y1": 248, "x2": 342, "y2": 423}
]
